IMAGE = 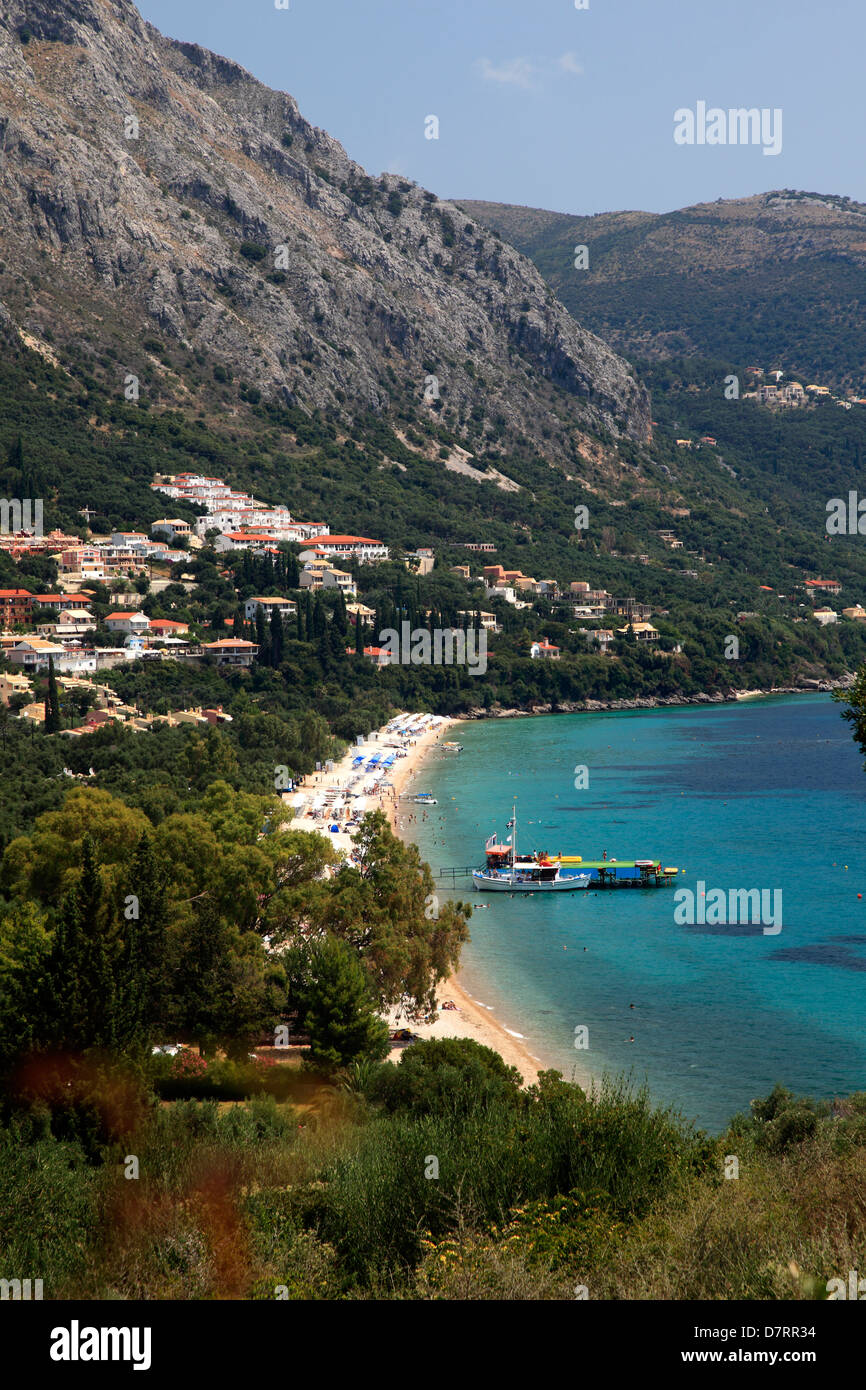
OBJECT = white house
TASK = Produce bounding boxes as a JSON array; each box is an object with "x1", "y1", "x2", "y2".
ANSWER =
[
  {"x1": 151, "y1": 519, "x2": 192, "y2": 540},
  {"x1": 105, "y1": 611, "x2": 151, "y2": 635},
  {"x1": 244, "y1": 596, "x2": 298, "y2": 622},
  {"x1": 299, "y1": 535, "x2": 389, "y2": 564},
  {"x1": 202, "y1": 638, "x2": 259, "y2": 667},
  {"x1": 530, "y1": 639, "x2": 560, "y2": 660}
]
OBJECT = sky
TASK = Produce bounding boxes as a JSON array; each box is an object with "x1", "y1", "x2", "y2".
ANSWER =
[{"x1": 135, "y1": 0, "x2": 866, "y2": 217}]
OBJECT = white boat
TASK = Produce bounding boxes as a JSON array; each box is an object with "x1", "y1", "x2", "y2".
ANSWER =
[
  {"x1": 410, "y1": 791, "x2": 437, "y2": 805},
  {"x1": 472, "y1": 867, "x2": 589, "y2": 892},
  {"x1": 473, "y1": 806, "x2": 590, "y2": 893}
]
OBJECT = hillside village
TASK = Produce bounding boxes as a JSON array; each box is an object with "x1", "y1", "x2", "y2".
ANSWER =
[
  {"x1": 742, "y1": 366, "x2": 866, "y2": 411},
  {"x1": 0, "y1": 467, "x2": 864, "y2": 734}
]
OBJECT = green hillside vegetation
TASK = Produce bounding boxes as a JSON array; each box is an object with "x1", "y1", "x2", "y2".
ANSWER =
[
  {"x1": 2, "y1": 1035, "x2": 865, "y2": 1300},
  {"x1": 458, "y1": 193, "x2": 866, "y2": 389}
]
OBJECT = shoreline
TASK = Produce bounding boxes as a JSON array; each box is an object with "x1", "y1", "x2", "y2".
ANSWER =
[
  {"x1": 384, "y1": 681, "x2": 850, "y2": 1090},
  {"x1": 455, "y1": 679, "x2": 852, "y2": 721},
  {"x1": 287, "y1": 713, "x2": 554, "y2": 1084},
  {"x1": 291, "y1": 682, "x2": 848, "y2": 1091},
  {"x1": 387, "y1": 720, "x2": 586, "y2": 1089}
]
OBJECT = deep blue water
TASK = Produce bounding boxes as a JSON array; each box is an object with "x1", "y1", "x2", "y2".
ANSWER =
[{"x1": 408, "y1": 695, "x2": 866, "y2": 1132}]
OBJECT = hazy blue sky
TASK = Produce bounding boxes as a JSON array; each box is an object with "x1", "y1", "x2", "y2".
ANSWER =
[{"x1": 136, "y1": 0, "x2": 865, "y2": 216}]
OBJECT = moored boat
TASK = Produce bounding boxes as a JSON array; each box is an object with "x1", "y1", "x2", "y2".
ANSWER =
[{"x1": 473, "y1": 807, "x2": 590, "y2": 893}]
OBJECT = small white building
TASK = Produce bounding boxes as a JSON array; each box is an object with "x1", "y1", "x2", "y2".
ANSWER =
[
  {"x1": 105, "y1": 611, "x2": 151, "y2": 635},
  {"x1": 530, "y1": 639, "x2": 561, "y2": 660},
  {"x1": 151, "y1": 519, "x2": 192, "y2": 540},
  {"x1": 244, "y1": 596, "x2": 298, "y2": 622},
  {"x1": 202, "y1": 639, "x2": 259, "y2": 667}
]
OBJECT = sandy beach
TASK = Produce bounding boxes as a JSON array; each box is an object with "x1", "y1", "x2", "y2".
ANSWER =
[{"x1": 285, "y1": 711, "x2": 553, "y2": 1085}]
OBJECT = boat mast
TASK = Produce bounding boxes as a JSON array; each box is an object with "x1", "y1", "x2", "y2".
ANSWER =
[{"x1": 511, "y1": 801, "x2": 516, "y2": 884}]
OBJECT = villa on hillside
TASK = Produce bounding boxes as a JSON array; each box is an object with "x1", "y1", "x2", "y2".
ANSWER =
[
  {"x1": 299, "y1": 535, "x2": 389, "y2": 564},
  {"x1": 530, "y1": 639, "x2": 560, "y2": 660},
  {"x1": 346, "y1": 645, "x2": 394, "y2": 668},
  {"x1": 244, "y1": 596, "x2": 297, "y2": 622},
  {"x1": 617, "y1": 621, "x2": 659, "y2": 642},
  {"x1": 105, "y1": 611, "x2": 151, "y2": 635},
  {"x1": 201, "y1": 638, "x2": 259, "y2": 667},
  {"x1": 587, "y1": 628, "x2": 615, "y2": 652}
]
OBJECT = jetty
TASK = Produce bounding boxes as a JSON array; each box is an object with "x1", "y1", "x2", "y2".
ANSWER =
[{"x1": 436, "y1": 858, "x2": 679, "y2": 888}]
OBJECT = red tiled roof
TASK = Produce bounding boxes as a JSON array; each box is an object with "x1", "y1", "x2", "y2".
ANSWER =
[
  {"x1": 306, "y1": 535, "x2": 383, "y2": 546},
  {"x1": 203, "y1": 639, "x2": 258, "y2": 650}
]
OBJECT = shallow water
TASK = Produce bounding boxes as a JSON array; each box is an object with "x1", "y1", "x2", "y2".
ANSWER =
[{"x1": 409, "y1": 695, "x2": 866, "y2": 1132}]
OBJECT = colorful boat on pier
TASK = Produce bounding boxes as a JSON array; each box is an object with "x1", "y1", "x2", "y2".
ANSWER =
[
  {"x1": 472, "y1": 815, "x2": 679, "y2": 891},
  {"x1": 472, "y1": 808, "x2": 591, "y2": 893}
]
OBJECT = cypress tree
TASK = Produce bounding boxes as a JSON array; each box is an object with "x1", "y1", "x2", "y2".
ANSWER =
[
  {"x1": 44, "y1": 837, "x2": 119, "y2": 1052},
  {"x1": 269, "y1": 605, "x2": 284, "y2": 667},
  {"x1": 312, "y1": 594, "x2": 327, "y2": 639},
  {"x1": 255, "y1": 606, "x2": 270, "y2": 661},
  {"x1": 333, "y1": 589, "x2": 348, "y2": 635},
  {"x1": 44, "y1": 655, "x2": 61, "y2": 734},
  {"x1": 119, "y1": 832, "x2": 169, "y2": 1048}
]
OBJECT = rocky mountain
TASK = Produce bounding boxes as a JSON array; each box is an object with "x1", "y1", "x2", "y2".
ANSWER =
[
  {"x1": 0, "y1": 0, "x2": 650, "y2": 478},
  {"x1": 458, "y1": 192, "x2": 866, "y2": 388}
]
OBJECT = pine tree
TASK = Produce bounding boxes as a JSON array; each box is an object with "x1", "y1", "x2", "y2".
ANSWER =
[{"x1": 298, "y1": 937, "x2": 390, "y2": 1070}]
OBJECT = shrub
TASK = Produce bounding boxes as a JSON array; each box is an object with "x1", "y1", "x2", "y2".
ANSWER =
[{"x1": 369, "y1": 1037, "x2": 523, "y2": 1117}]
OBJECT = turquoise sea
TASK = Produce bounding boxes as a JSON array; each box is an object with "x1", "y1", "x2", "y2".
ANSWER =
[{"x1": 408, "y1": 694, "x2": 866, "y2": 1133}]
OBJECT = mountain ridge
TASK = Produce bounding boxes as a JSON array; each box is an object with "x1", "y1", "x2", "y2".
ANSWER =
[
  {"x1": 457, "y1": 191, "x2": 866, "y2": 387},
  {"x1": 0, "y1": 0, "x2": 650, "y2": 472}
]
